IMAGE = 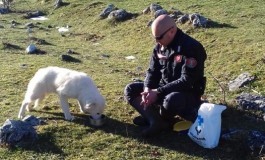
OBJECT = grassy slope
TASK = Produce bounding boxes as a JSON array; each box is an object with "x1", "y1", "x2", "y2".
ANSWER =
[{"x1": 0, "y1": 0, "x2": 264, "y2": 159}]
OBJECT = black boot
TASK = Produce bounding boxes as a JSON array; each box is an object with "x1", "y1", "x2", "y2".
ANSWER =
[
  {"x1": 140, "y1": 106, "x2": 170, "y2": 137},
  {"x1": 129, "y1": 97, "x2": 149, "y2": 126},
  {"x1": 160, "y1": 107, "x2": 182, "y2": 129},
  {"x1": 130, "y1": 97, "x2": 170, "y2": 137},
  {"x1": 129, "y1": 97, "x2": 170, "y2": 137},
  {"x1": 133, "y1": 116, "x2": 148, "y2": 126}
]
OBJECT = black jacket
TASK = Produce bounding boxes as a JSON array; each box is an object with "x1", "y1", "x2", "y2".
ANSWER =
[{"x1": 144, "y1": 29, "x2": 207, "y2": 96}]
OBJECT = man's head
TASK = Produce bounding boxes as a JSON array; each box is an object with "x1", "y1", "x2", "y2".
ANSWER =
[{"x1": 151, "y1": 14, "x2": 177, "y2": 47}]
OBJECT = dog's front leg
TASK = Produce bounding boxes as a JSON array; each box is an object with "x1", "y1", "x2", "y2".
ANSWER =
[
  {"x1": 18, "y1": 101, "x2": 30, "y2": 119},
  {"x1": 59, "y1": 95, "x2": 74, "y2": 121},
  {"x1": 78, "y1": 100, "x2": 85, "y2": 113}
]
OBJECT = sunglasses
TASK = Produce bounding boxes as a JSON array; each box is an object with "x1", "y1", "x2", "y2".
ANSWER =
[{"x1": 154, "y1": 27, "x2": 173, "y2": 40}]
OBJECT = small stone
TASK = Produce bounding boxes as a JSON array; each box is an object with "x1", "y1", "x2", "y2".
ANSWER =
[
  {"x1": 26, "y1": 44, "x2": 37, "y2": 54},
  {"x1": 142, "y1": 7, "x2": 150, "y2": 14},
  {"x1": 101, "y1": 54, "x2": 110, "y2": 58},
  {"x1": 67, "y1": 49, "x2": 73, "y2": 54},
  {"x1": 20, "y1": 64, "x2": 28, "y2": 68}
]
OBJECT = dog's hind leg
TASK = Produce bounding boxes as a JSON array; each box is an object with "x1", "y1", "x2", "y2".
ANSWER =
[
  {"x1": 59, "y1": 95, "x2": 74, "y2": 121},
  {"x1": 18, "y1": 101, "x2": 31, "y2": 119}
]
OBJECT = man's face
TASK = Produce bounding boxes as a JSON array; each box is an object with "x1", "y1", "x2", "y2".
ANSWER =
[{"x1": 152, "y1": 27, "x2": 173, "y2": 46}]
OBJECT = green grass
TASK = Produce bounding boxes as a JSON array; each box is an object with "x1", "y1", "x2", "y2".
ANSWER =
[{"x1": 0, "y1": 0, "x2": 265, "y2": 159}]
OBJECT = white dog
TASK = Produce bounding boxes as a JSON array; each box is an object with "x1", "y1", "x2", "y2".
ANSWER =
[{"x1": 18, "y1": 66, "x2": 105, "y2": 121}]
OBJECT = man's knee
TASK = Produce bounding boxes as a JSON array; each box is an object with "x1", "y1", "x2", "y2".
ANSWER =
[
  {"x1": 163, "y1": 92, "x2": 186, "y2": 111},
  {"x1": 124, "y1": 82, "x2": 143, "y2": 104},
  {"x1": 162, "y1": 92, "x2": 200, "y2": 121},
  {"x1": 124, "y1": 83, "x2": 133, "y2": 103}
]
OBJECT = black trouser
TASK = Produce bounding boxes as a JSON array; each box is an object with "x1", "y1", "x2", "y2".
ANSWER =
[{"x1": 124, "y1": 82, "x2": 201, "y2": 122}]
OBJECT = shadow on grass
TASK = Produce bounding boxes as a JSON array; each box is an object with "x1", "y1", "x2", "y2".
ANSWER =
[
  {"x1": 33, "y1": 132, "x2": 64, "y2": 155},
  {"x1": 1, "y1": 42, "x2": 23, "y2": 50},
  {"x1": 32, "y1": 107, "x2": 265, "y2": 159},
  {"x1": 206, "y1": 21, "x2": 237, "y2": 28},
  {"x1": 88, "y1": 116, "x2": 253, "y2": 159},
  {"x1": 6, "y1": 130, "x2": 64, "y2": 157}
]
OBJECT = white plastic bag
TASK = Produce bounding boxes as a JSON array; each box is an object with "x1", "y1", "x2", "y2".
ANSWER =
[{"x1": 188, "y1": 103, "x2": 226, "y2": 149}]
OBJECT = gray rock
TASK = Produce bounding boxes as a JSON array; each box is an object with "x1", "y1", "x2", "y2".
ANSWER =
[
  {"x1": 189, "y1": 13, "x2": 208, "y2": 28},
  {"x1": 169, "y1": 10, "x2": 184, "y2": 19},
  {"x1": 154, "y1": 9, "x2": 168, "y2": 18},
  {"x1": 108, "y1": 9, "x2": 130, "y2": 21},
  {"x1": 177, "y1": 14, "x2": 189, "y2": 24},
  {"x1": 22, "y1": 115, "x2": 45, "y2": 126},
  {"x1": 248, "y1": 130, "x2": 265, "y2": 154},
  {"x1": 222, "y1": 129, "x2": 265, "y2": 154},
  {"x1": 228, "y1": 72, "x2": 255, "y2": 91},
  {"x1": 142, "y1": 7, "x2": 150, "y2": 14},
  {"x1": 54, "y1": 0, "x2": 63, "y2": 9},
  {"x1": 236, "y1": 93, "x2": 265, "y2": 113},
  {"x1": 150, "y1": 3, "x2": 163, "y2": 14},
  {"x1": 67, "y1": 49, "x2": 73, "y2": 54},
  {"x1": 26, "y1": 44, "x2": 37, "y2": 54},
  {"x1": 99, "y1": 4, "x2": 116, "y2": 19},
  {"x1": 0, "y1": 119, "x2": 38, "y2": 146},
  {"x1": 11, "y1": 20, "x2": 15, "y2": 24},
  {"x1": 101, "y1": 54, "x2": 110, "y2": 58}
]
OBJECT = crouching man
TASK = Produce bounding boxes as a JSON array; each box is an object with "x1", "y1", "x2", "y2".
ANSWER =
[{"x1": 124, "y1": 14, "x2": 207, "y2": 137}]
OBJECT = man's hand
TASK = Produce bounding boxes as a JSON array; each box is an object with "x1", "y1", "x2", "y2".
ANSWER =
[
  {"x1": 140, "y1": 87, "x2": 150, "y2": 108},
  {"x1": 140, "y1": 88, "x2": 159, "y2": 109}
]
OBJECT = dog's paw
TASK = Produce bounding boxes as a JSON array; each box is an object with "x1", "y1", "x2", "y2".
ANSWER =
[
  {"x1": 65, "y1": 116, "x2": 75, "y2": 121},
  {"x1": 18, "y1": 114, "x2": 24, "y2": 119}
]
